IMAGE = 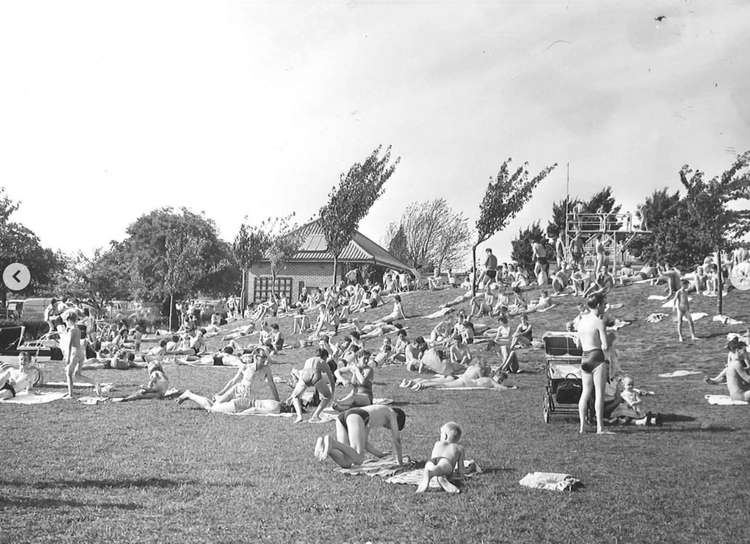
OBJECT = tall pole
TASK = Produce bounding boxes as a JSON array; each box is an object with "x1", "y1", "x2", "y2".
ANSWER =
[{"x1": 564, "y1": 162, "x2": 570, "y2": 257}]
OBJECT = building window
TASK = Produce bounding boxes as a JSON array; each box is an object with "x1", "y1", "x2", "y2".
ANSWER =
[{"x1": 253, "y1": 276, "x2": 293, "y2": 303}]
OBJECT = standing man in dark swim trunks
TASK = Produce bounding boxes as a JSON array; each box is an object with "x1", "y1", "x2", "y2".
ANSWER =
[
  {"x1": 481, "y1": 248, "x2": 498, "y2": 288},
  {"x1": 576, "y1": 293, "x2": 612, "y2": 434}
]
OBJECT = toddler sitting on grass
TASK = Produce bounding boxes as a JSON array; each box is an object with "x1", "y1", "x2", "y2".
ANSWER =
[
  {"x1": 620, "y1": 376, "x2": 659, "y2": 426},
  {"x1": 416, "y1": 421, "x2": 465, "y2": 494}
]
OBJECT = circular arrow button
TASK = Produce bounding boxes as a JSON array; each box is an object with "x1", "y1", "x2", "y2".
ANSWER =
[{"x1": 3, "y1": 263, "x2": 31, "y2": 291}]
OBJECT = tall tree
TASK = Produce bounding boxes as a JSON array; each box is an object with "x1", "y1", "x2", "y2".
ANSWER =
[
  {"x1": 472, "y1": 158, "x2": 557, "y2": 294},
  {"x1": 232, "y1": 222, "x2": 270, "y2": 310},
  {"x1": 630, "y1": 188, "x2": 681, "y2": 261},
  {"x1": 262, "y1": 215, "x2": 302, "y2": 296},
  {"x1": 164, "y1": 226, "x2": 205, "y2": 330},
  {"x1": 385, "y1": 224, "x2": 409, "y2": 265},
  {"x1": 677, "y1": 152, "x2": 750, "y2": 313},
  {"x1": 319, "y1": 145, "x2": 400, "y2": 283},
  {"x1": 386, "y1": 199, "x2": 470, "y2": 272}
]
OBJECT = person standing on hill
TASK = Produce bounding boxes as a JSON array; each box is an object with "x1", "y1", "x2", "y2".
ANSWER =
[{"x1": 481, "y1": 248, "x2": 498, "y2": 287}]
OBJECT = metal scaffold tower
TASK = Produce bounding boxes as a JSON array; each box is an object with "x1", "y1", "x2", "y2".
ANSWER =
[{"x1": 563, "y1": 212, "x2": 651, "y2": 272}]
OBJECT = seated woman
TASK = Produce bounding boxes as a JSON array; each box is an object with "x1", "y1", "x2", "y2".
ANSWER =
[
  {"x1": 0, "y1": 352, "x2": 35, "y2": 399},
  {"x1": 402, "y1": 358, "x2": 517, "y2": 391},
  {"x1": 373, "y1": 295, "x2": 406, "y2": 325},
  {"x1": 508, "y1": 314, "x2": 533, "y2": 351},
  {"x1": 449, "y1": 335, "x2": 472, "y2": 366},
  {"x1": 372, "y1": 337, "x2": 394, "y2": 366},
  {"x1": 287, "y1": 348, "x2": 336, "y2": 423},
  {"x1": 177, "y1": 348, "x2": 281, "y2": 413},
  {"x1": 390, "y1": 329, "x2": 409, "y2": 362},
  {"x1": 314, "y1": 405, "x2": 406, "y2": 468},
  {"x1": 429, "y1": 318, "x2": 454, "y2": 346},
  {"x1": 116, "y1": 362, "x2": 170, "y2": 402},
  {"x1": 493, "y1": 308, "x2": 511, "y2": 341},
  {"x1": 725, "y1": 339, "x2": 750, "y2": 402},
  {"x1": 405, "y1": 336, "x2": 428, "y2": 371},
  {"x1": 452, "y1": 312, "x2": 475, "y2": 345},
  {"x1": 167, "y1": 329, "x2": 206, "y2": 356},
  {"x1": 333, "y1": 351, "x2": 375, "y2": 410}
]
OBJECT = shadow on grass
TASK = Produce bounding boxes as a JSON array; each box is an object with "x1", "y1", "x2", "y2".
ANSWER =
[
  {"x1": 659, "y1": 413, "x2": 696, "y2": 423},
  {"x1": 0, "y1": 495, "x2": 141, "y2": 510},
  {"x1": 390, "y1": 400, "x2": 440, "y2": 406},
  {"x1": 0, "y1": 477, "x2": 188, "y2": 490},
  {"x1": 643, "y1": 425, "x2": 737, "y2": 433}
]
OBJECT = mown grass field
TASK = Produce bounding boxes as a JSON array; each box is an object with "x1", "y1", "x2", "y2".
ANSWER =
[{"x1": 1, "y1": 284, "x2": 749, "y2": 544}]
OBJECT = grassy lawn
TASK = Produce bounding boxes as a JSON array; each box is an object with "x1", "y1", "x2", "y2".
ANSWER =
[{"x1": 1, "y1": 284, "x2": 749, "y2": 543}]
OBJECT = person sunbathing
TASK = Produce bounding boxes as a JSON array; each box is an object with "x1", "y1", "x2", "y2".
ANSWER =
[
  {"x1": 452, "y1": 312, "x2": 475, "y2": 345},
  {"x1": 674, "y1": 279, "x2": 698, "y2": 342},
  {"x1": 82, "y1": 349, "x2": 148, "y2": 370},
  {"x1": 416, "y1": 347, "x2": 468, "y2": 376},
  {"x1": 287, "y1": 349, "x2": 337, "y2": 423},
  {"x1": 390, "y1": 329, "x2": 409, "y2": 362},
  {"x1": 416, "y1": 422, "x2": 465, "y2": 493},
  {"x1": 374, "y1": 295, "x2": 406, "y2": 325},
  {"x1": 449, "y1": 335, "x2": 472, "y2": 366},
  {"x1": 333, "y1": 351, "x2": 375, "y2": 410},
  {"x1": 0, "y1": 352, "x2": 35, "y2": 399},
  {"x1": 706, "y1": 337, "x2": 749, "y2": 384},
  {"x1": 402, "y1": 359, "x2": 516, "y2": 391},
  {"x1": 372, "y1": 337, "x2": 394, "y2": 366},
  {"x1": 115, "y1": 362, "x2": 169, "y2": 402},
  {"x1": 493, "y1": 308, "x2": 511, "y2": 341},
  {"x1": 177, "y1": 348, "x2": 280, "y2": 413},
  {"x1": 314, "y1": 405, "x2": 406, "y2": 468}
]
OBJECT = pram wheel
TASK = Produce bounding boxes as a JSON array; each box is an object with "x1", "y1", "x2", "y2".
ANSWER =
[{"x1": 542, "y1": 392, "x2": 550, "y2": 423}]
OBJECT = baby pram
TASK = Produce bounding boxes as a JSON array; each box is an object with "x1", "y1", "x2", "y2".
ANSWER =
[{"x1": 542, "y1": 332, "x2": 588, "y2": 423}]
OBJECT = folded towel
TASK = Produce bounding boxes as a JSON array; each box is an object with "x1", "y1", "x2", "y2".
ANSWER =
[
  {"x1": 648, "y1": 295, "x2": 668, "y2": 301},
  {"x1": 519, "y1": 471, "x2": 583, "y2": 492},
  {"x1": 705, "y1": 394, "x2": 748, "y2": 406}
]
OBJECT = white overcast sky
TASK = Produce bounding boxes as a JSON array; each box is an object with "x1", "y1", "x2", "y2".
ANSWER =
[{"x1": 1, "y1": 0, "x2": 748, "y2": 263}]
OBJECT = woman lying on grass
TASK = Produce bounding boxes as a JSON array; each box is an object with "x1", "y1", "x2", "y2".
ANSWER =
[
  {"x1": 314, "y1": 405, "x2": 406, "y2": 468},
  {"x1": 177, "y1": 348, "x2": 281, "y2": 413},
  {"x1": 115, "y1": 362, "x2": 169, "y2": 402},
  {"x1": 287, "y1": 349, "x2": 336, "y2": 423},
  {"x1": 400, "y1": 358, "x2": 516, "y2": 391}
]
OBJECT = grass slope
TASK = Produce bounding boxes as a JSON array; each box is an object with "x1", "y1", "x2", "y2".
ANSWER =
[{"x1": 1, "y1": 284, "x2": 749, "y2": 544}]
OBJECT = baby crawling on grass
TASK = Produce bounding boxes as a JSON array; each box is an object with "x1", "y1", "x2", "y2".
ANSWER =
[{"x1": 416, "y1": 421, "x2": 465, "y2": 494}]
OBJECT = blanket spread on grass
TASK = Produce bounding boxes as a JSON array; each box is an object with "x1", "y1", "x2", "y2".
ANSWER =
[
  {"x1": 519, "y1": 472, "x2": 583, "y2": 492},
  {"x1": 713, "y1": 315, "x2": 745, "y2": 325},
  {"x1": 385, "y1": 459, "x2": 483, "y2": 488},
  {"x1": 337, "y1": 456, "x2": 415, "y2": 478},
  {"x1": 1, "y1": 391, "x2": 66, "y2": 405},
  {"x1": 658, "y1": 370, "x2": 702, "y2": 378},
  {"x1": 705, "y1": 394, "x2": 748, "y2": 406}
]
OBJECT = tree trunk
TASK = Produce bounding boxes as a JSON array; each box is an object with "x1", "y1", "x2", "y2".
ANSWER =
[
  {"x1": 271, "y1": 268, "x2": 277, "y2": 296},
  {"x1": 332, "y1": 255, "x2": 338, "y2": 286},
  {"x1": 471, "y1": 243, "x2": 478, "y2": 296},
  {"x1": 169, "y1": 293, "x2": 174, "y2": 332},
  {"x1": 717, "y1": 248, "x2": 723, "y2": 316},
  {"x1": 239, "y1": 268, "x2": 246, "y2": 312}
]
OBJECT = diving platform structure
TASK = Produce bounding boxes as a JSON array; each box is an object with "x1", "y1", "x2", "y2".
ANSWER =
[{"x1": 563, "y1": 212, "x2": 651, "y2": 271}]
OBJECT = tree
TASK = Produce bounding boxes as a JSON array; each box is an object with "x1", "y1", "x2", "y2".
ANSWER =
[
  {"x1": 262, "y1": 215, "x2": 302, "y2": 296},
  {"x1": 385, "y1": 223, "x2": 409, "y2": 266},
  {"x1": 319, "y1": 145, "x2": 400, "y2": 283},
  {"x1": 385, "y1": 199, "x2": 470, "y2": 272},
  {"x1": 472, "y1": 158, "x2": 557, "y2": 294},
  {"x1": 115, "y1": 207, "x2": 236, "y2": 302},
  {"x1": 677, "y1": 152, "x2": 750, "y2": 314},
  {"x1": 511, "y1": 222, "x2": 548, "y2": 276},
  {"x1": 164, "y1": 226, "x2": 205, "y2": 330},
  {"x1": 0, "y1": 187, "x2": 60, "y2": 304},
  {"x1": 232, "y1": 222, "x2": 270, "y2": 311},
  {"x1": 630, "y1": 188, "x2": 681, "y2": 261}
]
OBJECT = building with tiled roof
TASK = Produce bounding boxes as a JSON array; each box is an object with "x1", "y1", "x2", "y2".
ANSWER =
[{"x1": 247, "y1": 220, "x2": 411, "y2": 303}]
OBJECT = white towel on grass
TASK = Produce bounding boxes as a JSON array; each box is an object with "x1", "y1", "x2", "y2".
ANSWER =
[
  {"x1": 648, "y1": 295, "x2": 668, "y2": 301},
  {"x1": 1, "y1": 391, "x2": 66, "y2": 405},
  {"x1": 713, "y1": 315, "x2": 745, "y2": 325},
  {"x1": 705, "y1": 394, "x2": 748, "y2": 406},
  {"x1": 519, "y1": 472, "x2": 583, "y2": 492},
  {"x1": 658, "y1": 370, "x2": 702, "y2": 378}
]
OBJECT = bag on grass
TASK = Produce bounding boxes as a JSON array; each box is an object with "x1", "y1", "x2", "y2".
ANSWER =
[{"x1": 556, "y1": 374, "x2": 582, "y2": 404}]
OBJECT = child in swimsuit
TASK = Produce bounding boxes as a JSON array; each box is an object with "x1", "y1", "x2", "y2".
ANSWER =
[
  {"x1": 416, "y1": 421, "x2": 465, "y2": 493},
  {"x1": 674, "y1": 279, "x2": 698, "y2": 342},
  {"x1": 619, "y1": 376, "x2": 655, "y2": 418}
]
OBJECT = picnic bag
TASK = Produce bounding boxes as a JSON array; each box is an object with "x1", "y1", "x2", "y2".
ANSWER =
[{"x1": 556, "y1": 374, "x2": 582, "y2": 404}]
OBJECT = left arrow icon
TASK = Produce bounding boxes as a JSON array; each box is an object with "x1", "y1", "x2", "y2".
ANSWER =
[{"x1": 3, "y1": 263, "x2": 31, "y2": 291}]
